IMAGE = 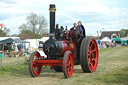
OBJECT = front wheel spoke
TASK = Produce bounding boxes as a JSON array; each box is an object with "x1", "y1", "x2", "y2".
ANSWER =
[
  {"x1": 33, "y1": 67, "x2": 37, "y2": 72},
  {"x1": 67, "y1": 67, "x2": 69, "y2": 72},
  {"x1": 67, "y1": 57, "x2": 70, "y2": 62},
  {"x1": 68, "y1": 67, "x2": 71, "y2": 73},
  {"x1": 33, "y1": 60, "x2": 38, "y2": 67},
  {"x1": 67, "y1": 63, "x2": 70, "y2": 68},
  {"x1": 68, "y1": 55, "x2": 71, "y2": 59},
  {"x1": 67, "y1": 60, "x2": 70, "y2": 66}
]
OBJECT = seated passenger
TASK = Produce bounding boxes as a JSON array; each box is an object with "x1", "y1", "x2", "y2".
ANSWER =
[
  {"x1": 76, "y1": 25, "x2": 83, "y2": 34},
  {"x1": 78, "y1": 21, "x2": 86, "y2": 37}
]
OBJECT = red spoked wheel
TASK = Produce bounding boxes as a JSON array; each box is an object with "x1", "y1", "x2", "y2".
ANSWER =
[
  {"x1": 80, "y1": 37, "x2": 98, "y2": 72},
  {"x1": 29, "y1": 51, "x2": 42, "y2": 77},
  {"x1": 63, "y1": 51, "x2": 74, "y2": 78},
  {"x1": 88, "y1": 39, "x2": 98, "y2": 71}
]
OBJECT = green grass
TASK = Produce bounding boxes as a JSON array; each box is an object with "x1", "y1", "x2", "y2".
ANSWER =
[
  {"x1": 99, "y1": 46, "x2": 125, "y2": 54},
  {"x1": 73, "y1": 46, "x2": 128, "y2": 85},
  {"x1": 92, "y1": 66, "x2": 128, "y2": 85},
  {"x1": 0, "y1": 63, "x2": 29, "y2": 77},
  {"x1": 0, "y1": 63, "x2": 50, "y2": 77},
  {"x1": 0, "y1": 46, "x2": 128, "y2": 85}
]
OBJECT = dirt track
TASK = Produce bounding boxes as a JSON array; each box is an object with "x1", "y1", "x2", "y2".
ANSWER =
[{"x1": 0, "y1": 47, "x2": 128, "y2": 85}]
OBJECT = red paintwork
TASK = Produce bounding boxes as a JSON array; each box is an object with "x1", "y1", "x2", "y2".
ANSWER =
[
  {"x1": 88, "y1": 39, "x2": 98, "y2": 71},
  {"x1": 31, "y1": 39, "x2": 76, "y2": 76},
  {"x1": 60, "y1": 41, "x2": 75, "y2": 55},
  {"x1": 36, "y1": 60, "x2": 62, "y2": 64},
  {"x1": 32, "y1": 52, "x2": 42, "y2": 76},
  {"x1": 65, "y1": 52, "x2": 74, "y2": 77},
  {"x1": 36, "y1": 59, "x2": 62, "y2": 67}
]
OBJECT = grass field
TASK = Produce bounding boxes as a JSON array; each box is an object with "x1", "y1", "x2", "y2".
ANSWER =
[{"x1": 0, "y1": 46, "x2": 128, "y2": 85}]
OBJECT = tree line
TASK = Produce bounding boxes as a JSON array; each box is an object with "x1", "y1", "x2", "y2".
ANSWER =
[{"x1": 0, "y1": 13, "x2": 48, "y2": 39}]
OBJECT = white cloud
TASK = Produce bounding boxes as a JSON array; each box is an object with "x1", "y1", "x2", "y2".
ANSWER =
[{"x1": 0, "y1": 0, "x2": 128, "y2": 36}]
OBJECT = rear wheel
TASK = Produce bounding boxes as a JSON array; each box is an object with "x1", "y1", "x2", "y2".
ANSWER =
[
  {"x1": 63, "y1": 51, "x2": 74, "y2": 78},
  {"x1": 29, "y1": 51, "x2": 42, "y2": 77},
  {"x1": 80, "y1": 37, "x2": 98, "y2": 72}
]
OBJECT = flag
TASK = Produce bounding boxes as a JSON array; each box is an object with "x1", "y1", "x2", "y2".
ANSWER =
[{"x1": 0, "y1": 24, "x2": 3, "y2": 30}]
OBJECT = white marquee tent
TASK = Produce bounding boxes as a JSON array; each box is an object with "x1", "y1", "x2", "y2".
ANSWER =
[{"x1": 101, "y1": 37, "x2": 111, "y2": 43}]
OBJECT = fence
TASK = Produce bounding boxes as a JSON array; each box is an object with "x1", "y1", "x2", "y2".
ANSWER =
[{"x1": 0, "y1": 51, "x2": 30, "y2": 67}]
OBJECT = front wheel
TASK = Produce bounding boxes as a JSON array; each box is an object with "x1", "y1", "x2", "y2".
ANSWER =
[
  {"x1": 29, "y1": 51, "x2": 42, "y2": 77},
  {"x1": 63, "y1": 51, "x2": 74, "y2": 78}
]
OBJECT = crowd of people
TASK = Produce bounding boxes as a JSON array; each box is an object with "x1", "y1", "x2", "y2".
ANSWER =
[
  {"x1": 99, "y1": 41, "x2": 117, "y2": 49},
  {"x1": 2, "y1": 43, "x2": 25, "y2": 57}
]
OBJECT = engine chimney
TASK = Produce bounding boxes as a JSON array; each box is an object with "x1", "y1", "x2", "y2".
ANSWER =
[{"x1": 49, "y1": 4, "x2": 56, "y2": 34}]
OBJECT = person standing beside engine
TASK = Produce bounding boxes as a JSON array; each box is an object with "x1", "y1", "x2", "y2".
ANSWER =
[
  {"x1": 38, "y1": 41, "x2": 44, "y2": 51},
  {"x1": 3, "y1": 44, "x2": 8, "y2": 57}
]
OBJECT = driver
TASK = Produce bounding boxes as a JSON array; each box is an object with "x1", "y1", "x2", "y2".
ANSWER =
[{"x1": 70, "y1": 23, "x2": 77, "y2": 31}]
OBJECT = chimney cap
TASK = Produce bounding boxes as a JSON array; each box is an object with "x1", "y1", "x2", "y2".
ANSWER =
[
  {"x1": 50, "y1": 4, "x2": 55, "y2": 9},
  {"x1": 49, "y1": 4, "x2": 56, "y2": 12}
]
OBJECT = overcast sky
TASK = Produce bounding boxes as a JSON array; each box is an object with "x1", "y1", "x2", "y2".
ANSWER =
[{"x1": 0, "y1": 0, "x2": 128, "y2": 36}]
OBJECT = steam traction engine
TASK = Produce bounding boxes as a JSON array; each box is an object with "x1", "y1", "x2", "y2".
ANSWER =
[{"x1": 28, "y1": 4, "x2": 98, "y2": 78}]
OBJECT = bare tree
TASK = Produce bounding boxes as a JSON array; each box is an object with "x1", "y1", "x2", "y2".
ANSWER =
[
  {"x1": 19, "y1": 23, "x2": 27, "y2": 30},
  {"x1": 19, "y1": 13, "x2": 48, "y2": 39}
]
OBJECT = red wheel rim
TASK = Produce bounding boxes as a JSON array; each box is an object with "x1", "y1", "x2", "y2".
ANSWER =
[
  {"x1": 88, "y1": 39, "x2": 98, "y2": 71},
  {"x1": 32, "y1": 53, "x2": 42, "y2": 76},
  {"x1": 66, "y1": 53, "x2": 74, "y2": 77}
]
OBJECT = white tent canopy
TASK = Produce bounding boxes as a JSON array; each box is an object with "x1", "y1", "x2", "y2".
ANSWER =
[
  {"x1": 121, "y1": 37, "x2": 128, "y2": 41},
  {"x1": 101, "y1": 37, "x2": 111, "y2": 42}
]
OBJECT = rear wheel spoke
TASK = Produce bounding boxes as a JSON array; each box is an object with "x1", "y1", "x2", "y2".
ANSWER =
[
  {"x1": 90, "y1": 41, "x2": 94, "y2": 48},
  {"x1": 90, "y1": 48, "x2": 96, "y2": 53}
]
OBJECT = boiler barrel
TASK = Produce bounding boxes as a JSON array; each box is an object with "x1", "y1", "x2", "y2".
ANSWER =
[{"x1": 43, "y1": 40, "x2": 75, "y2": 57}]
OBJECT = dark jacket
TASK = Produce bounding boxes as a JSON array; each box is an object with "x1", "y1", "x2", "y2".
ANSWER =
[
  {"x1": 3, "y1": 45, "x2": 8, "y2": 51},
  {"x1": 70, "y1": 27, "x2": 76, "y2": 31},
  {"x1": 80, "y1": 25, "x2": 86, "y2": 37}
]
